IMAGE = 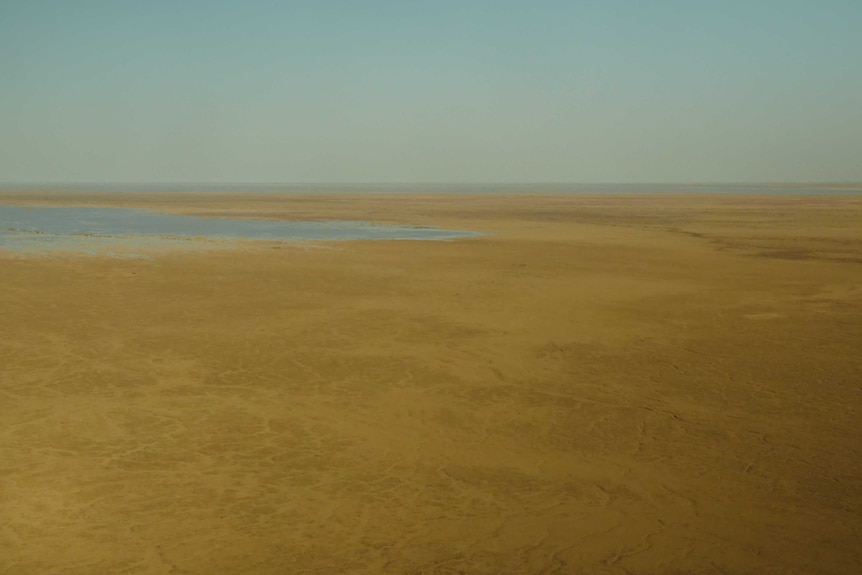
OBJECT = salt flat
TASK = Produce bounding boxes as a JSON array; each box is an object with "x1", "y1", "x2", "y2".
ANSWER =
[{"x1": 1, "y1": 192, "x2": 860, "y2": 574}]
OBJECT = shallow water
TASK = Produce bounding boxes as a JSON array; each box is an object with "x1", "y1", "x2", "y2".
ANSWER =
[{"x1": 0, "y1": 206, "x2": 479, "y2": 255}]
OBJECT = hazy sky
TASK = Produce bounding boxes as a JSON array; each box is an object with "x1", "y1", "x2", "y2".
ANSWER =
[{"x1": 2, "y1": 1, "x2": 861, "y2": 183}]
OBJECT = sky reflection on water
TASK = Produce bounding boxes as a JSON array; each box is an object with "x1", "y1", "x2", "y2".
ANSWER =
[{"x1": 0, "y1": 206, "x2": 479, "y2": 256}]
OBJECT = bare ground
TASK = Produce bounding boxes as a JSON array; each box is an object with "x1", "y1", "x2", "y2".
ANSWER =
[{"x1": 1, "y1": 192, "x2": 860, "y2": 574}]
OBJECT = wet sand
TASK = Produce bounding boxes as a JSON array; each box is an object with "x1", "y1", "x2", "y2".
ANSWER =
[{"x1": 1, "y1": 192, "x2": 861, "y2": 574}]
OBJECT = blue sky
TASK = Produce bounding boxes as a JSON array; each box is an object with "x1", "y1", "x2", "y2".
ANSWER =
[{"x1": 2, "y1": 1, "x2": 861, "y2": 183}]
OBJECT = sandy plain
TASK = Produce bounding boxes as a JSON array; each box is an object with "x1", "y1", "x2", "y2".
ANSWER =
[{"x1": 1, "y1": 191, "x2": 861, "y2": 575}]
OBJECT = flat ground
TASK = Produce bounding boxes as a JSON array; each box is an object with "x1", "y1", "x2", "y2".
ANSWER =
[{"x1": 1, "y1": 192, "x2": 861, "y2": 575}]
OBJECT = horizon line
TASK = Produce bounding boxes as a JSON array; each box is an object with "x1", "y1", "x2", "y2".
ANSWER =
[{"x1": 2, "y1": 181, "x2": 862, "y2": 187}]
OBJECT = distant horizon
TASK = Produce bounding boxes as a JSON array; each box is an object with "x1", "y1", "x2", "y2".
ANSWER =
[
  {"x1": 2, "y1": 181, "x2": 862, "y2": 187},
  {"x1": 3, "y1": 181, "x2": 862, "y2": 192}
]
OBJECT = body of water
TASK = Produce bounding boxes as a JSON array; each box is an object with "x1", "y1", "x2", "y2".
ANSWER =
[{"x1": 0, "y1": 206, "x2": 479, "y2": 256}]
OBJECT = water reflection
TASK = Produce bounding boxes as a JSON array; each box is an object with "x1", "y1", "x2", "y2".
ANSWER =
[{"x1": 0, "y1": 206, "x2": 479, "y2": 255}]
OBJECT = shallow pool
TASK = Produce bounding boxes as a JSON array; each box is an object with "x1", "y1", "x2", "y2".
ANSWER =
[{"x1": 0, "y1": 206, "x2": 479, "y2": 255}]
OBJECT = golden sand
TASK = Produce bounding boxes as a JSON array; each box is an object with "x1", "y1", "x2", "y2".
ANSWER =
[{"x1": 1, "y1": 192, "x2": 861, "y2": 574}]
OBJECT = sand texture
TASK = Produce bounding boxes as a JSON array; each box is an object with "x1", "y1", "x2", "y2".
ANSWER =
[{"x1": 1, "y1": 192, "x2": 861, "y2": 574}]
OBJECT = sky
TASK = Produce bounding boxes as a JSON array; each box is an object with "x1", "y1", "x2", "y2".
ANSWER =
[{"x1": 1, "y1": 0, "x2": 861, "y2": 184}]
